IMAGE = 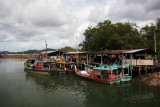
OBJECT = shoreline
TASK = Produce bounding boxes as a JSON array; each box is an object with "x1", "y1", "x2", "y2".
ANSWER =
[
  {"x1": 0, "y1": 54, "x2": 38, "y2": 58},
  {"x1": 135, "y1": 72, "x2": 160, "y2": 88}
]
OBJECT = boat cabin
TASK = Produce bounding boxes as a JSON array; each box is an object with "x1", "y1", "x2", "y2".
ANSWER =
[{"x1": 92, "y1": 65, "x2": 118, "y2": 79}]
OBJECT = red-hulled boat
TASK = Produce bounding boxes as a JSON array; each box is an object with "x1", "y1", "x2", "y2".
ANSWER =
[{"x1": 75, "y1": 65, "x2": 121, "y2": 85}]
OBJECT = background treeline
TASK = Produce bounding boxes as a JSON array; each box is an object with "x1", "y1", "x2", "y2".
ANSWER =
[{"x1": 79, "y1": 18, "x2": 160, "y2": 58}]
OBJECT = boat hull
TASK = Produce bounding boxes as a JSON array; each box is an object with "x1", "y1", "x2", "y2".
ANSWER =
[
  {"x1": 75, "y1": 69, "x2": 120, "y2": 85},
  {"x1": 66, "y1": 70, "x2": 75, "y2": 74},
  {"x1": 24, "y1": 67, "x2": 58, "y2": 76},
  {"x1": 58, "y1": 70, "x2": 67, "y2": 75},
  {"x1": 120, "y1": 76, "x2": 131, "y2": 83}
]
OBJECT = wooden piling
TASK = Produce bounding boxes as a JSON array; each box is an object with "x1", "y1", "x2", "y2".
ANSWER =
[
  {"x1": 101, "y1": 53, "x2": 103, "y2": 65},
  {"x1": 130, "y1": 53, "x2": 133, "y2": 78},
  {"x1": 87, "y1": 54, "x2": 89, "y2": 65},
  {"x1": 145, "y1": 66, "x2": 147, "y2": 75},
  {"x1": 139, "y1": 65, "x2": 141, "y2": 77}
]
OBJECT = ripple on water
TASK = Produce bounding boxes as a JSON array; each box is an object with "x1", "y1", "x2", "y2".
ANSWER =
[{"x1": 1, "y1": 59, "x2": 160, "y2": 107}]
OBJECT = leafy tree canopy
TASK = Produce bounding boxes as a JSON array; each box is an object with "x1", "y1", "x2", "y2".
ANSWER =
[
  {"x1": 60, "y1": 46, "x2": 76, "y2": 52},
  {"x1": 79, "y1": 18, "x2": 160, "y2": 58}
]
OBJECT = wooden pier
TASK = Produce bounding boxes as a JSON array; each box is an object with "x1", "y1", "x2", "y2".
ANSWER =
[{"x1": 65, "y1": 49, "x2": 156, "y2": 77}]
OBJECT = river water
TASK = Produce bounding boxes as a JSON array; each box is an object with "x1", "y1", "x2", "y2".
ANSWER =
[{"x1": 0, "y1": 58, "x2": 160, "y2": 107}]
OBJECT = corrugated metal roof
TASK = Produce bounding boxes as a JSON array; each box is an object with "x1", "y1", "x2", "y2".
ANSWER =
[
  {"x1": 107, "y1": 50, "x2": 130, "y2": 54},
  {"x1": 64, "y1": 52, "x2": 85, "y2": 55},
  {"x1": 122, "y1": 49, "x2": 146, "y2": 54},
  {"x1": 40, "y1": 51, "x2": 58, "y2": 54}
]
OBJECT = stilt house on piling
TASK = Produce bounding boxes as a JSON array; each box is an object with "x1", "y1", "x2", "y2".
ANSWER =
[
  {"x1": 106, "y1": 49, "x2": 155, "y2": 77},
  {"x1": 65, "y1": 49, "x2": 155, "y2": 77}
]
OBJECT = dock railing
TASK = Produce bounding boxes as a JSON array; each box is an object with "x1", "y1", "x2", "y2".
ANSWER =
[{"x1": 123, "y1": 59, "x2": 153, "y2": 66}]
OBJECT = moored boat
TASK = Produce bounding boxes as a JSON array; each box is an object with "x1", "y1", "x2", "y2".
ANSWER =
[
  {"x1": 117, "y1": 64, "x2": 131, "y2": 83},
  {"x1": 75, "y1": 65, "x2": 121, "y2": 85},
  {"x1": 24, "y1": 58, "x2": 58, "y2": 76},
  {"x1": 56, "y1": 61, "x2": 67, "y2": 75},
  {"x1": 65, "y1": 62, "x2": 76, "y2": 74},
  {"x1": 56, "y1": 61, "x2": 76, "y2": 75}
]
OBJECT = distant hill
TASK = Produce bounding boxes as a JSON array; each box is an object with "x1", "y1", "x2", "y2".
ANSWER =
[
  {"x1": 8, "y1": 48, "x2": 58, "y2": 54},
  {"x1": 0, "y1": 51, "x2": 9, "y2": 54}
]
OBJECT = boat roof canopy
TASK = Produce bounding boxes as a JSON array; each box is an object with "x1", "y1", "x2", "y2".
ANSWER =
[{"x1": 93, "y1": 65, "x2": 118, "y2": 70}]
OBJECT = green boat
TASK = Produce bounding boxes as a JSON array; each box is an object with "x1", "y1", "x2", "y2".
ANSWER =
[
  {"x1": 117, "y1": 64, "x2": 131, "y2": 83},
  {"x1": 75, "y1": 65, "x2": 121, "y2": 85},
  {"x1": 24, "y1": 58, "x2": 58, "y2": 76}
]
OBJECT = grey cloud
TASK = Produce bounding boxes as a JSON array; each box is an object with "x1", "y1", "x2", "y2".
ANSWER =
[
  {"x1": 124, "y1": 0, "x2": 148, "y2": 5},
  {"x1": 0, "y1": 0, "x2": 74, "y2": 42},
  {"x1": 88, "y1": 0, "x2": 160, "y2": 24},
  {"x1": 108, "y1": 0, "x2": 160, "y2": 21},
  {"x1": 145, "y1": 0, "x2": 160, "y2": 12},
  {"x1": 0, "y1": 1, "x2": 12, "y2": 18},
  {"x1": 0, "y1": 31, "x2": 15, "y2": 42},
  {"x1": 88, "y1": 6, "x2": 106, "y2": 23},
  {"x1": 1, "y1": 0, "x2": 159, "y2": 51}
]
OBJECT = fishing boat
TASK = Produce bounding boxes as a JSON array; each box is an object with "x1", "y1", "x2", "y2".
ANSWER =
[
  {"x1": 65, "y1": 62, "x2": 76, "y2": 74},
  {"x1": 117, "y1": 64, "x2": 131, "y2": 83},
  {"x1": 56, "y1": 61, "x2": 76, "y2": 75},
  {"x1": 24, "y1": 41, "x2": 59, "y2": 76},
  {"x1": 56, "y1": 61, "x2": 67, "y2": 75},
  {"x1": 24, "y1": 58, "x2": 58, "y2": 76},
  {"x1": 75, "y1": 65, "x2": 121, "y2": 85}
]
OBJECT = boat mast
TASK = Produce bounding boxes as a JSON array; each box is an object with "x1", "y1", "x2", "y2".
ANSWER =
[
  {"x1": 76, "y1": 35, "x2": 78, "y2": 65},
  {"x1": 154, "y1": 26, "x2": 157, "y2": 64},
  {"x1": 45, "y1": 40, "x2": 48, "y2": 59}
]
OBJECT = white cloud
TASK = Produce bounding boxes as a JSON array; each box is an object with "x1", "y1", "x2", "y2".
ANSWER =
[{"x1": 0, "y1": 0, "x2": 160, "y2": 51}]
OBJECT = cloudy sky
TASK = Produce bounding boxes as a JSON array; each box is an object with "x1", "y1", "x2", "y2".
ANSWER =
[{"x1": 0, "y1": 0, "x2": 160, "y2": 52}]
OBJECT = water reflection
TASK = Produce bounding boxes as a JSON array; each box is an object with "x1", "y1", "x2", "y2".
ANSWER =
[
  {"x1": 1, "y1": 58, "x2": 160, "y2": 107},
  {"x1": 25, "y1": 72, "x2": 159, "y2": 107}
]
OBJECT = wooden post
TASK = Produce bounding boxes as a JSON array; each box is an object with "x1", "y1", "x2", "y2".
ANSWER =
[
  {"x1": 60, "y1": 63, "x2": 61, "y2": 70},
  {"x1": 130, "y1": 53, "x2": 133, "y2": 78},
  {"x1": 80, "y1": 54, "x2": 82, "y2": 70},
  {"x1": 139, "y1": 65, "x2": 141, "y2": 77},
  {"x1": 145, "y1": 50, "x2": 147, "y2": 75},
  {"x1": 87, "y1": 54, "x2": 89, "y2": 65},
  {"x1": 139, "y1": 58, "x2": 141, "y2": 77},
  {"x1": 71, "y1": 57, "x2": 72, "y2": 62},
  {"x1": 128, "y1": 67, "x2": 129, "y2": 76},
  {"x1": 123, "y1": 67, "x2": 124, "y2": 77},
  {"x1": 63, "y1": 63, "x2": 66, "y2": 70},
  {"x1": 145, "y1": 66, "x2": 148, "y2": 75},
  {"x1": 122, "y1": 53, "x2": 124, "y2": 65},
  {"x1": 89, "y1": 52, "x2": 91, "y2": 64},
  {"x1": 152, "y1": 65, "x2": 154, "y2": 73},
  {"x1": 76, "y1": 55, "x2": 79, "y2": 66},
  {"x1": 101, "y1": 53, "x2": 103, "y2": 65}
]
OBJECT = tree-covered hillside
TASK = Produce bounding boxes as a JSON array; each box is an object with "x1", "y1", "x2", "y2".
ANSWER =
[{"x1": 79, "y1": 18, "x2": 160, "y2": 58}]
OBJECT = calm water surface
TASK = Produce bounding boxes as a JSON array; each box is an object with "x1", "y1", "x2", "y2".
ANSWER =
[{"x1": 0, "y1": 58, "x2": 160, "y2": 107}]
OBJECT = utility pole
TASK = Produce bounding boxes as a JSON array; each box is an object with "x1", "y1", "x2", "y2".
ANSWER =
[
  {"x1": 154, "y1": 26, "x2": 157, "y2": 65},
  {"x1": 45, "y1": 40, "x2": 48, "y2": 60},
  {"x1": 76, "y1": 35, "x2": 78, "y2": 66}
]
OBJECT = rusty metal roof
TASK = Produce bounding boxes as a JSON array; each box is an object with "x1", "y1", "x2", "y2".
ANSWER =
[{"x1": 107, "y1": 50, "x2": 131, "y2": 54}]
